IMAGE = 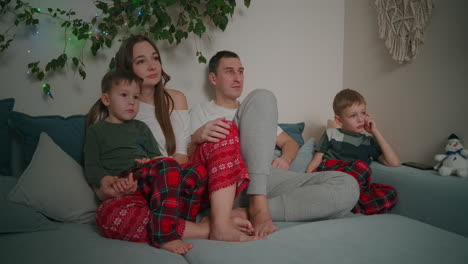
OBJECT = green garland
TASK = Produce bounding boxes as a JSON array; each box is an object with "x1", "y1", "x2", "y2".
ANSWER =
[{"x1": 0, "y1": 0, "x2": 251, "y2": 98}]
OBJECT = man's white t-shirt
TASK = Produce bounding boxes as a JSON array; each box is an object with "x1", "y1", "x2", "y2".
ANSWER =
[
  {"x1": 136, "y1": 101, "x2": 190, "y2": 156},
  {"x1": 190, "y1": 100, "x2": 283, "y2": 136}
]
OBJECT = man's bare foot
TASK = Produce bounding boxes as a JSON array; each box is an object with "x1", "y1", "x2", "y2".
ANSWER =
[
  {"x1": 160, "y1": 240, "x2": 193, "y2": 254},
  {"x1": 249, "y1": 209, "x2": 279, "y2": 238},
  {"x1": 209, "y1": 220, "x2": 260, "y2": 242}
]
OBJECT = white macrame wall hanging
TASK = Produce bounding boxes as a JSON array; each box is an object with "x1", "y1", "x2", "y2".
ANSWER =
[{"x1": 375, "y1": 0, "x2": 435, "y2": 64}]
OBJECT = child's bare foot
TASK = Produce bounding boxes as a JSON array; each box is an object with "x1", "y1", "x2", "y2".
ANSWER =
[
  {"x1": 160, "y1": 240, "x2": 193, "y2": 254},
  {"x1": 232, "y1": 216, "x2": 254, "y2": 234},
  {"x1": 209, "y1": 220, "x2": 260, "y2": 242},
  {"x1": 231, "y1": 207, "x2": 249, "y2": 219}
]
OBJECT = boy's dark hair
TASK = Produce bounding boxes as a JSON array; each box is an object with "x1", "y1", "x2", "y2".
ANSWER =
[
  {"x1": 208, "y1": 50, "x2": 240, "y2": 74},
  {"x1": 101, "y1": 70, "x2": 142, "y2": 95},
  {"x1": 333, "y1": 88, "x2": 366, "y2": 116},
  {"x1": 86, "y1": 71, "x2": 142, "y2": 127}
]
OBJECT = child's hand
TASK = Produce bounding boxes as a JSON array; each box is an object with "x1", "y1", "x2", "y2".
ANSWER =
[
  {"x1": 306, "y1": 162, "x2": 317, "y2": 173},
  {"x1": 364, "y1": 114, "x2": 378, "y2": 134},
  {"x1": 111, "y1": 173, "x2": 138, "y2": 196},
  {"x1": 135, "y1": 157, "x2": 151, "y2": 165},
  {"x1": 97, "y1": 176, "x2": 121, "y2": 200}
]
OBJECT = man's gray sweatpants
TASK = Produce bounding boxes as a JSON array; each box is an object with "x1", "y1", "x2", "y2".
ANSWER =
[{"x1": 234, "y1": 89, "x2": 359, "y2": 221}]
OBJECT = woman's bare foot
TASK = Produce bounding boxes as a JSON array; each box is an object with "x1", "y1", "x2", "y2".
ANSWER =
[
  {"x1": 183, "y1": 218, "x2": 210, "y2": 239},
  {"x1": 160, "y1": 240, "x2": 193, "y2": 254}
]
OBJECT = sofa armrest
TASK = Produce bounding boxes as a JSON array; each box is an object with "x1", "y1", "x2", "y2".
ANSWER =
[{"x1": 371, "y1": 162, "x2": 468, "y2": 237}]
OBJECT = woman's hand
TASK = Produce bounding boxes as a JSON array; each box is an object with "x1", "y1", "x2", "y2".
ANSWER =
[{"x1": 192, "y1": 117, "x2": 231, "y2": 144}]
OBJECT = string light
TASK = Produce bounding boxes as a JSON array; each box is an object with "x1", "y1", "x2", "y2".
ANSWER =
[{"x1": 138, "y1": 11, "x2": 143, "y2": 16}]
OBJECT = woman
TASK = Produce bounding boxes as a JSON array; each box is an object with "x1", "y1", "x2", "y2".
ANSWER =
[{"x1": 94, "y1": 35, "x2": 258, "y2": 254}]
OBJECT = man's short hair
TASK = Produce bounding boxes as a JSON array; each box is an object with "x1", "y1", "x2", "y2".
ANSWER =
[
  {"x1": 333, "y1": 88, "x2": 366, "y2": 116},
  {"x1": 208, "y1": 50, "x2": 240, "y2": 74}
]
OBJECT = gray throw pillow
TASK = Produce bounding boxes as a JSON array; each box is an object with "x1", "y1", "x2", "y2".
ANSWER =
[{"x1": 7, "y1": 133, "x2": 98, "y2": 223}]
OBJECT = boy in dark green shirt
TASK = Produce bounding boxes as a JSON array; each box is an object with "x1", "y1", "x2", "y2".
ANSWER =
[{"x1": 306, "y1": 89, "x2": 400, "y2": 215}]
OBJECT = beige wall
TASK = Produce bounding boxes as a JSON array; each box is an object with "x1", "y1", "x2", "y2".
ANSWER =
[
  {"x1": 0, "y1": 0, "x2": 345, "y2": 141},
  {"x1": 343, "y1": 0, "x2": 468, "y2": 165}
]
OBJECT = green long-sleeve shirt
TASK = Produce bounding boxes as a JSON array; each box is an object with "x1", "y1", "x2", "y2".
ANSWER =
[{"x1": 84, "y1": 119, "x2": 161, "y2": 187}]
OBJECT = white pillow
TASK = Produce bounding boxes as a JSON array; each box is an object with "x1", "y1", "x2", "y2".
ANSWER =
[{"x1": 8, "y1": 132, "x2": 98, "y2": 223}]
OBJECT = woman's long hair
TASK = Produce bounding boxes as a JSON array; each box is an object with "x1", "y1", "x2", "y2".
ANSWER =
[{"x1": 114, "y1": 35, "x2": 176, "y2": 155}]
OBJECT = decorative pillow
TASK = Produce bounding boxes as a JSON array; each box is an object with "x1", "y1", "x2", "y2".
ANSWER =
[
  {"x1": 7, "y1": 132, "x2": 98, "y2": 223},
  {"x1": 0, "y1": 200, "x2": 57, "y2": 233},
  {"x1": 278, "y1": 122, "x2": 305, "y2": 147},
  {"x1": 8, "y1": 111, "x2": 86, "y2": 168},
  {"x1": 0, "y1": 98, "x2": 15, "y2": 175},
  {"x1": 289, "y1": 138, "x2": 315, "y2": 173}
]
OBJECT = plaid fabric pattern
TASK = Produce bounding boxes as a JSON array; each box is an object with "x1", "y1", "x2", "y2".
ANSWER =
[
  {"x1": 96, "y1": 157, "x2": 207, "y2": 248},
  {"x1": 190, "y1": 121, "x2": 250, "y2": 197},
  {"x1": 316, "y1": 159, "x2": 398, "y2": 215}
]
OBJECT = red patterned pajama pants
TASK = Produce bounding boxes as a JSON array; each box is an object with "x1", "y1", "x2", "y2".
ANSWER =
[
  {"x1": 315, "y1": 159, "x2": 398, "y2": 215},
  {"x1": 96, "y1": 121, "x2": 249, "y2": 247}
]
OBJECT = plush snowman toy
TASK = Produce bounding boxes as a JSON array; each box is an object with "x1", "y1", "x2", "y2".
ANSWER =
[{"x1": 434, "y1": 134, "x2": 468, "y2": 178}]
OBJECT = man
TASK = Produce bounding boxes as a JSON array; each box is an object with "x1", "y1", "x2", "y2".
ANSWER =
[{"x1": 190, "y1": 51, "x2": 359, "y2": 238}]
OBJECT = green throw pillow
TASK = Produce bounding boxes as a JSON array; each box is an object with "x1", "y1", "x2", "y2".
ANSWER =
[
  {"x1": 7, "y1": 132, "x2": 98, "y2": 223},
  {"x1": 8, "y1": 111, "x2": 86, "y2": 168},
  {"x1": 0, "y1": 98, "x2": 15, "y2": 175},
  {"x1": 278, "y1": 122, "x2": 305, "y2": 147}
]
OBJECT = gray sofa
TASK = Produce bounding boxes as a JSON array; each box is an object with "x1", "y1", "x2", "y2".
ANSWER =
[{"x1": 1, "y1": 107, "x2": 468, "y2": 264}]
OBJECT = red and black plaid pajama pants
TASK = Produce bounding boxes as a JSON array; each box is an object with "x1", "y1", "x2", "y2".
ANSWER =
[
  {"x1": 315, "y1": 159, "x2": 398, "y2": 215},
  {"x1": 96, "y1": 157, "x2": 207, "y2": 247},
  {"x1": 96, "y1": 121, "x2": 249, "y2": 247}
]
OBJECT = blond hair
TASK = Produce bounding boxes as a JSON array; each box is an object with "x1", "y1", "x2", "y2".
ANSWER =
[{"x1": 333, "y1": 89, "x2": 366, "y2": 116}]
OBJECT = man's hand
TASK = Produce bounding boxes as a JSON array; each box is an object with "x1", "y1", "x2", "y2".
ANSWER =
[
  {"x1": 271, "y1": 157, "x2": 291, "y2": 170},
  {"x1": 192, "y1": 118, "x2": 231, "y2": 144}
]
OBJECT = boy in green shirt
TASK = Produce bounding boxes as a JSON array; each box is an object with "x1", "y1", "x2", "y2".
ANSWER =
[{"x1": 306, "y1": 89, "x2": 400, "y2": 214}]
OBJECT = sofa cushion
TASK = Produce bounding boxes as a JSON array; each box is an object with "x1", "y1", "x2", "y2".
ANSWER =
[
  {"x1": 278, "y1": 122, "x2": 305, "y2": 147},
  {"x1": 371, "y1": 162, "x2": 468, "y2": 237},
  {"x1": 8, "y1": 111, "x2": 86, "y2": 168},
  {"x1": 0, "y1": 98, "x2": 14, "y2": 175},
  {"x1": 0, "y1": 176, "x2": 17, "y2": 200},
  {"x1": 0, "y1": 176, "x2": 56, "y2": 233},
  {"x1": 0, "y1": 222, "x2": 188, "y2": 264},
  {"x1": 7, "y1": 132, "x2": 98, "y2": 223},
  {"x1": 0, "y1": 200, "x2": 57, "y2": 233},
  {"x1": 185, "y1": 214, "x2": 468, "y2": 264}
]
